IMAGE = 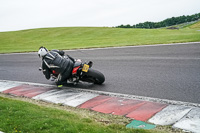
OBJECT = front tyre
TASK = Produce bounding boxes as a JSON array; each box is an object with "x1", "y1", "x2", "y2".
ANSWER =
[{"x1": 81, "y1": 68, "x2": 105, "y2": 84}]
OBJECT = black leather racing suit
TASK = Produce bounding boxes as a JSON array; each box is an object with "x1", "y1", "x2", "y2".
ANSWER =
[{"x1": 42, "y1": 50, "x2": 75, "y2": 85}]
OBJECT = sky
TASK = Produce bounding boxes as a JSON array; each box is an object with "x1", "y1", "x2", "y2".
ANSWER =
[{"x1": 0, "y1": 0, "x2": 200, "y2": 32}]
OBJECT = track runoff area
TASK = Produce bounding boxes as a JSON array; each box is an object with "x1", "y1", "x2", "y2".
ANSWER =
[{"x1": 0, "y1": 80, "x2": 200, "y2": 132}]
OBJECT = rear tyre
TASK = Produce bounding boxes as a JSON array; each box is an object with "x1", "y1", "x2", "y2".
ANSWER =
[{"x1": 81, "y1": 68, "x2": 105, "y2": 84}]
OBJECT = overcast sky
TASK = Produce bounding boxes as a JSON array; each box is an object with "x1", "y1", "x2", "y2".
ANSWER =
[{"x1": 0, "y1": 0, "x2": 200, "y2": 32}]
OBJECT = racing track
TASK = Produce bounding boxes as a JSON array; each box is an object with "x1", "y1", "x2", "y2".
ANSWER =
[{"x1": 0, "y1": 42, "x2": 200, "y2": 104}]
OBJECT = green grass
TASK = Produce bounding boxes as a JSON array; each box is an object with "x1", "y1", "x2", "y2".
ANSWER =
[
  {"x1": 190, "y1": 21, "x2": 200, "y2": 29},
  {"x1": 164, "y1": 20, "x2": 200, "y2": 29},
  {"x1": 0, "y1": 22, "x2": 200, "y2": 53},
  {"x1": 0, "y1": 96, "x2": 153, "y2": 133}
]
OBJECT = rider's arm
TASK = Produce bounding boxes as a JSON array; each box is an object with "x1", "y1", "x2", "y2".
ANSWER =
[
  {"x1": 51, "y1": 49, "x2": 65, "y2": 56},
  {"x1": 52, "y1": 49, "x2": 75, "y2": 63},
  {"x1": 67, "y1": 54, "x2": 75, "y2": 63},
  {"x1": 42, "y1": 61, "x2": 51, "y2": 80}
]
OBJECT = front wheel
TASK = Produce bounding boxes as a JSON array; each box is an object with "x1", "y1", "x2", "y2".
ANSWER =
[{"x1": 81, "y1": 68, "x2": 105, "y2": 84}]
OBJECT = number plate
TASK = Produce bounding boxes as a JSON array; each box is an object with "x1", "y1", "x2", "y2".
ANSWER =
[{"x1": 82, "y1": 64, "x2": 89, "y2": 72}]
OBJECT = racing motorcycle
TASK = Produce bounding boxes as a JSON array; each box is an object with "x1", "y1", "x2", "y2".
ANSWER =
[{"x1": 39, "y1": 60, "x2": 105, "y2": 85}]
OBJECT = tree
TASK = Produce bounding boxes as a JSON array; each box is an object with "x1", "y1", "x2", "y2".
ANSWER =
[{"x1": 116, "y1": 12, "x2": 200, "y2": 29}]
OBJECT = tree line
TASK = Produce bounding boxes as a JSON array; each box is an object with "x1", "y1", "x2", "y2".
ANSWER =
[{"x1": 116, "y1": 13, "x2": 200, "y2": 29}]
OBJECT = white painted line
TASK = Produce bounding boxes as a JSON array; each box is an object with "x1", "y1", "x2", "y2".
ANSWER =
[
  {"x1": 64, "y1": 42, "x2": 200, "y2": 52},
  {"x1": 63, "y1": 93, "x2": 99, "y2": 107},
  {"x1": 74, "y1": 88, "x2": 200, "y2": 107},
  {"x1": 173, "y1": 108, "x2": 200, "y2": 133},
  {"x1": 39, "y1": 90, "x2": 80, "y2": 104},
  {"x1": 0, "y1": 81, "x2": 21, "y2": 92},
  {"x1": 0, "y1": 80, "x2": 54, "y2": 87},
  {"x1": 53, "y1": 93, "x2": 81, "y2": 104},
  {"x1": 1, "y1": 79, "x2": 200, "y2": 132},
  {"x1": 1, "y1": 80, "x2": 200, "y2": 107},
  {"x1": 1, "y1": 42, "x2": 200, "y2": 55},
  {"x1": 32, "y1": 89, "x2": 63, "y2": 100},
  {"x1": 148, "y1": 105, "x2": 192, "y2": 125},
  {"x1": 45, "y1": 92, "x2": 80, "y2": 104}
]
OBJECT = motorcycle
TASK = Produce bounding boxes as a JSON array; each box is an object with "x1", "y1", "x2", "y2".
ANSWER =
[{"x1": 39, "y1": 60, "x2": 105, "y2": 85}]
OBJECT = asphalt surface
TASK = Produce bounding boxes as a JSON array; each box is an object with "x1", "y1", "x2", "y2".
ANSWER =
[{"x1": 0, "y1": 43, "x2": 200, "y2": 104}]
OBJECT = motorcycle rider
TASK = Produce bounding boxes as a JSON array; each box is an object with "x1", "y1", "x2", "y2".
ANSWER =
[{"x1": 38, "y1": 46, "x2": 75, "y2": 86}]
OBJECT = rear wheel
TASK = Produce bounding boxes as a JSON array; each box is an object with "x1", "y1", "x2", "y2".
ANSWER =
[{"x1": 81, "y1": 68, "x2": 105, "y2": 84}]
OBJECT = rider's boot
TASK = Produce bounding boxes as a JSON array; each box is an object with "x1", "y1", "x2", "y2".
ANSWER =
[{"x1": 88, "y1": 61, "x2": 93, "y2": 68}]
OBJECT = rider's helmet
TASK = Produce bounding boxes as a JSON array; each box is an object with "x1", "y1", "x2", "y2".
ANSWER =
[{"x1": 38, "y1": 46, "x2": 48, "y2": 58}]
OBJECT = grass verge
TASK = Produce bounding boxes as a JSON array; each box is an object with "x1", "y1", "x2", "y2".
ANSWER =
[
  {"x1": 0, "y1": 22, "x2": 200, "y2": 53},
  {"x1": 0, "y1": 94, "x2": 147, "y2": 133},
  {"x1": 0, "y1": 94, "x2": 184, "y2": 133}
]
